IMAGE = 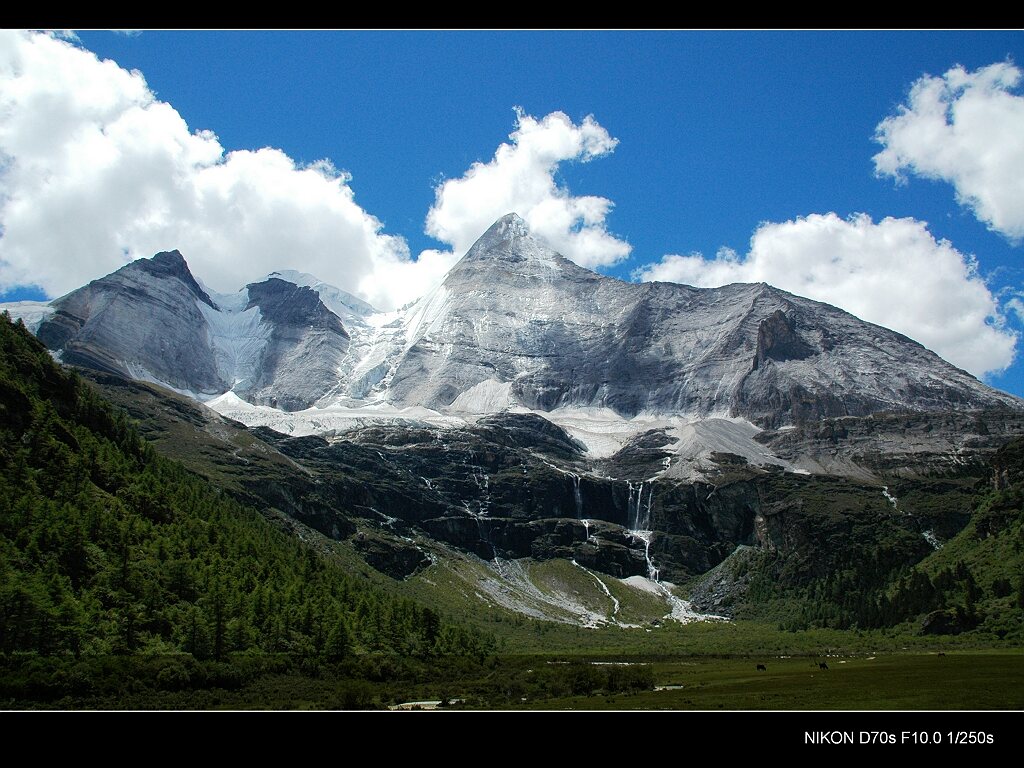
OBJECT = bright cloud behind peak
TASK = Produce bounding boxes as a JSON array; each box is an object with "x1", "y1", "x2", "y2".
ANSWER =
[
  {"x1": 0, "y1": 31, "x2": 411, "y2": 307},
  {"x1": 0, "y1": 31, "x2": 627, "y2": 311},
  {"x1": 425, "y1": 108, "x2": 631, "y2": 269}
]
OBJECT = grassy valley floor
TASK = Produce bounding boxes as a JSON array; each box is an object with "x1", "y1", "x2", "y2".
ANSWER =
[
  {"x1": 506, "y1": 651, "x2": 1024, "y2": 710},
  {"x1": 8, "y1": 647, "x2": 1018, "y2": 710}
]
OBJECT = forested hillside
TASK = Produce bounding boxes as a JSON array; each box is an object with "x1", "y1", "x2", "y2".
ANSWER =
[
  {"x1": 0, "y1": 312, "x2": 491, "y2": 706},
  {"x1": 717, "y1": 442, "x2": 1024, "y2": 638}
]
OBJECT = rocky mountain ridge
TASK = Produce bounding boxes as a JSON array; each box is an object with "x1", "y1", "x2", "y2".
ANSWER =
[{"x1": 7, "y1": 214, "x2": 1017, "y2": 435}]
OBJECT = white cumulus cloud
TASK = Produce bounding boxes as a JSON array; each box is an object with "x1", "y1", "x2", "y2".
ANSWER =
[
  {"x1": 635, "y1": 212, "x2": 1016, "y2": 377},
  {"x1": 0, "y1": 30, "x2": 426, "y2": 310},
  {"x1": 1005, "y1": 290, "x2": 1024, "y2": 324},
  {"x1": 873, "y1": 61, "x2": 1024, "y2": 241},
  {"x1": 425, "y1": 108, "x2": 631, "y2": 269},
  {"x1": 0, "y1": 33, "x2": 630, "y2": 312}
]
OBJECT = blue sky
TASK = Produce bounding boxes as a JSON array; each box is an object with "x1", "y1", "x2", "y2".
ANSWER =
[
  {"x1": 73, "y1": 31, "x2": 1021, "y2": 261},
  {"x1": 1, "y1": 30, "x2": 1022, "y2": 396}
]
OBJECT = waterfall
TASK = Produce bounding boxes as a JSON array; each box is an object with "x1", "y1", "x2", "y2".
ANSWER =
[
  {"x1": 571, "y1": 560, "x2": 623, "y2": 621},
  {"x1": 464, "y1": 494, "x2": 498, "y2": 560},
  {"x1": 626, "y1": 481, "x2": 653, "y2": 530},
  {"x1": 630, "y1": 529, "x2": 659, "y2": 581},
  {"x1": 582, "y1": 518, "x2": 593, "y2": 541},
  {"x1": 539, "y1": 460, "x2": 588, "y2": 519},
  {"x1": 571, "y1": 473, "x2": 583, "y2": 519},
  {"x1": 641, "y1": 483, "x2": 653, "y2": 530},
  {"x1": 473, "y1": 471, "x2": 491, "y2": 516},
  {"x1": 476, "y1": 515, "x2": 498, "y2": 560},
  {"x1": 882, "y1": 485, "x2": 941, "y2": 549},
  {"x1": 626, "y1": 480, "x2": 647, "y2": 530},
  {"x1": 620, "y1": 478, "x2": 730, "y2": 625},
  {"x1": 625, "y1": 479, "x2": 657, "y2": 579},
  {"x1": 881, "y1": 486, "x2": 901, "y2": 512}
]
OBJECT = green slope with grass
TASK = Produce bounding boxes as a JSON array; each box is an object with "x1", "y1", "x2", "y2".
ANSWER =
[{"x1": 0, "y1": 311, "x2": 491, "y2": 707}]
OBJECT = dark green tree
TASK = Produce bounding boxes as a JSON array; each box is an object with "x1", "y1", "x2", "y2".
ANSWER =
[{"x1": 325, "y1": 615, "x2": 352, "y2": 661}]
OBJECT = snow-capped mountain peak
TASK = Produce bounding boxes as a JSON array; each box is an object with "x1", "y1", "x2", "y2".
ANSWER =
[
  {"x1": 264, "y1": 269, "x2": 377, "y2": 323},
  {"x1": 2, "y1": 214, "x2": 1020, "y2": 435},
  {"x1": 465, "y1": 212, "x2": 532, "y2": 254},
  {"x1": 452, "y1": 212, "x2": 572, "y2": 277}
]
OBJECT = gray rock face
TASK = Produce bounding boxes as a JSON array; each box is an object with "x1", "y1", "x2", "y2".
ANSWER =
[
  {"x1": 381, "y1": 213, "x2": 1019, "y2": 426},
  {"x1": 352, "y1": 532, "x2": 431, "y2": 579},
  {"x1": 88, "y1": 367, "x2": 1007, "y2": 586},
  {"x1": 28, "y1": 252, "x2": 354, "y2": 411},
  {"x1": 9, "y1": 213, "x2": 1021, "y2": 429},
  {"x1": 756, "y1": 409, "x2": 1024, "y2": 479},
  {"x1": 37, "y1": 251, "x2": 225, "y2": 394},
  {"x1": 240, "y1": 278, "x2": 350, "y2": 411}
]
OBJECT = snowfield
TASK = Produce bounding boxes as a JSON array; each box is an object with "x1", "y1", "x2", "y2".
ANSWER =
[
  {"x1": 203, "y1": 387, "x2": 804, "y2": 478},
  {"x1": 0, "y1": 301, "x2": 53, "y2": 333}
]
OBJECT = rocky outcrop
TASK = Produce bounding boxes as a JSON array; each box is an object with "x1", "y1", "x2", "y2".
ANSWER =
[
  {"x1": 752, "y1": 309, "x2": 816, "y2": 370},
  {"x1": 240, "y1": 278, "x2": 351, "y2": 411},
  {"x1": 991, "y1": 435, "x2": 1024, "y2": 490},
  {"x1": 37, "y1": 251, "x2": 225, "y2": 393},
  {"x1": 756, "y1": 409, "x2": 1024, "y2": 479},
  {"x1": 686, "y1": 545, "x2": 760, "y2": 617},
  {"x1": 352, "y1": 533, "x2": 431, "y2": 579}
]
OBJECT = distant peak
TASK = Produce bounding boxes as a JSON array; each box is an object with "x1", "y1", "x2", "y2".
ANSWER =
[
  {"x1": 128, "y1": 250, "x2": 217, "y2": 310},
  {"x1": 459, "y1": 213, "x2": 546, "y2": 264},
  {"x1": 151, "y1": 249, "x2": 186, "y2": 266},
  {"x1": 491, "y1": 212, "x2": 528, "y2": 236},
  {"x1": 261, "y1": 270, "x2": 376, "y2": 317},
  {"x1": 265, "y1": 269, "x2": 326, "y2": 288}
]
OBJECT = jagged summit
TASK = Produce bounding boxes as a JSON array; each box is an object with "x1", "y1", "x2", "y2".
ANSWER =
[
  {"x1": 450, "y1": 212, "x2": 595, "y2": 289},
  {"x1": 33, "y1": 249, "x2": 224, "y2": 393},
  {"x1": 468, "y1": 212, "x2": 530, "y2": 251},
  {"x1": 459, "y1": 212, "x2": 557, "y2": 264},
  {"x1": 150, "y1": 249, "x2": 187, "y2": 267},
  {"x1": 264, "y1": 269, "x2": 377, "y2": 320},
  {"x1": 121, "y1": 250, "x2": 218, "y2": 309},
  {"x1": 2, "y1": 214, "x2": 1021, "y2": 434}
]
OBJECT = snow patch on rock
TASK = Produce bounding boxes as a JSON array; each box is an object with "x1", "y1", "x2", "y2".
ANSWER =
[
  {"x1": 197, "y1": 296, "x2": 270, "y2": 389},
  {"x1": 449, "y1": 379, "x2": 514, "y2": 413},
  {"x1": 0, "y1": 300, "x2": 54, "y2": 333}
]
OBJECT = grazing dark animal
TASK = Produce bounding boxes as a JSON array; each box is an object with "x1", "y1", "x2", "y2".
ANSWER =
[
  {"x1": 756, "y1": 664, "x2": 767, "y2": 671},
  {"x1": 937, "y1": 652, "x2": 946, "y2": 657},
  {"x1": 818, "y1": 662, "x2": 829, "y2": 670}
]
